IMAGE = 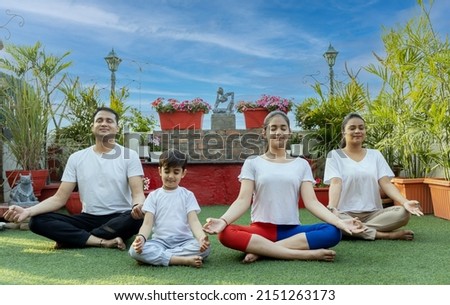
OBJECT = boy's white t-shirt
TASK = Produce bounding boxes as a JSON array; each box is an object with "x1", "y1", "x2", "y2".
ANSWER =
[
  {"x1": 143, "y1": 186, "x2": 200, "y2": 241},
  {"x1": 62, "y1": 145, "x2": 144, "y2": 215},
  {"x1": 239, "y1": 156, "x2": 314, "y2": 225},
  {"x1": 324, "y1": 149, "x2": 394, "y2": 213}
]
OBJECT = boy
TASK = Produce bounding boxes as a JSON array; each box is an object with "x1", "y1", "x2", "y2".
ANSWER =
[{"x1": 129, "y1": 149, "x2": 211, "y2": 267}]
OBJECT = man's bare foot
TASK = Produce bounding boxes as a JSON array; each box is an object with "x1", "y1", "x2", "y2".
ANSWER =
[
  {"x1": 54, "y1": 242, "x2": 71, "y2": 249},
  {"x1": 170, "y1": 255, "x2": 204, "y2": 268},
  {"x1": 376, "y1": 230, "x2": 414, "y2": 240},
  {"x1": 101, "y1": 237, "x2": 126, "y2": 250},
  {"x1": 242, "y1": 253, "x2": 260, "y2": 264}
]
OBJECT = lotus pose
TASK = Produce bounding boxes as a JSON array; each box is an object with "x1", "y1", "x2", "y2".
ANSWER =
[
  {"x1": 129, "y1": 149, "x2": 210, "y2": 268},
  {"x1": 4, "y1": 107, "x2": 146, "y2": 250},
  {"x1": 324, "y1": 112, "x2": 423, "y2": 241},
  {"x1": 203, "y1": 110, "x2": 364, "y2": 263}
]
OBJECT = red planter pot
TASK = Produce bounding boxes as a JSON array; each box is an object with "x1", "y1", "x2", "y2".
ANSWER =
[
  {"x1": 5, "y1": 169, "x2": 49, "y2": 197},
  {"x1": 65, "y1": 192, "x2": 82, "y2": 215},
  {"x1": 299, "y1": 187, "x2": 329, "y2": 208},
  {"x1": 158, "y1": 111, "x2": 204, "y2": 130},
  {"x1": 242, "y1": 108, "x2": 269, "y2": 129}
]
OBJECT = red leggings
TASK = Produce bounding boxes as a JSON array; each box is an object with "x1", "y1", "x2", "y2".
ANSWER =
[{"x1": 218, "y1": 222, "x2": 341, "y2": 252}]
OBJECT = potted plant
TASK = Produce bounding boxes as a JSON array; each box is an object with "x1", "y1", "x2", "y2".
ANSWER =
[
  {"x1": 288, "y1": 132, "x2": 303, "y2": 157},
  {"x1": 123, "y1": 107, "x2": 158, "y2": 160},
  {"x1": 236, "y1": 94, "x2": 293, "y2": 129},
  {"x1": 1, "y1": 42, "x2": 72, "y2": 197},
  {"x1": 421, "y1": 76, "x2": 450, "y2": 220},
  {"x1": 151, "y1": 97, "x2": 211, "y2": 130},
  {"x1": 364, "y1": 6, "x2": 447, "y2": 215},
  {"x1": 0, "y1": 76, "x2": 50, "y2": 196},
  {"x1": 298, "y1": 177, "x2": 328, "y2": 209}
]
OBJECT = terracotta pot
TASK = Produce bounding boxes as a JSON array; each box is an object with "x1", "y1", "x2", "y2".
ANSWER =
[
  {"x1": 158, "y1": 111, "x2": 204, "y2": 130},
  {"x1": 65, "y1": 192, "x2": 82, "y2": 215},
  {"x1": 5, "y1": 169, "x2": 49, "y2": 197},
  {"x1": 424, "y1": 178, "x2": 450, "y2": 220},
  {"x1": 392, "y1": 177, "x2": 433, "y2": 214},
  {"x1": 299, "y1": 187, "x2": 328, "y2": 208},
  {"x1": 242, "y1": 108, "x2": 269, "y2": 129}
]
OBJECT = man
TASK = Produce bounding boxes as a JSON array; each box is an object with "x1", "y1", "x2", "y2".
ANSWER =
[{"x1": 4, "y1": 107, "x2": 146, "y2": 250}]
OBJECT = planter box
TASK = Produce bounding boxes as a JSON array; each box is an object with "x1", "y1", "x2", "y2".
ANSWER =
[
  {"x1": 298, "y1": 187, "x2": 328, "y2": 208},
  {"x1": 158, "y1": 112, "x2": 204, "y2": 130},
  {"x1": 242, "y1": 108, "x2": 269, "y2": 129},
  {"x1": 290, "y1": 144, "x2": 304, "y2": 157},
  {"x1": 149, "y1": 151, "x2": 163, "y2": 163},
  {"x1": 392, "y1": 177, "x2": 433, "y2": 214},
  {"x1": 424, "y1": 178, "x2": 450, "y2": 220}
]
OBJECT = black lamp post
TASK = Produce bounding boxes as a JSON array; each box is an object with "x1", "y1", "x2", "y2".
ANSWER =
[
  {"x1": 323, "y1": 44, "x2": 338, "y2": 96},
  {"x1": 104, "y1": 48, "x2": 122, "y2": 98}
]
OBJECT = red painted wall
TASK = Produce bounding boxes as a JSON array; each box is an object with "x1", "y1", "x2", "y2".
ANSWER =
[
  {"x1": 37, "y1": 162, "x2": 328, "y2": 209},
  {"x1": 143, "y1": 162, "x2": 242, "y2": 206}
]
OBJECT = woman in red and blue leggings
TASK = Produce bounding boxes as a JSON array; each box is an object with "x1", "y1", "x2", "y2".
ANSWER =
[{"x1": 203, "y1": 111, "x2": 364, "y2": 263}]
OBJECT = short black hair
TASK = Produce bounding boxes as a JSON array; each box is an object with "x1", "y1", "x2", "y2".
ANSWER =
[
  {"x1": 93, "y1": 107, "x2": 120, "y2": 123},
  {"x1": 159, "y1": 149, "x2": 188, "y2": 170}
]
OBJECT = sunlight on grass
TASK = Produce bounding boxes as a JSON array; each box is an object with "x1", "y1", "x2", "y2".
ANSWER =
[
  {"x1": 0, "y1": 268, "x2": 80, "y2": 285},
  {"x1": 1, "y1": 237, "x2": 50, "y2": 248}
]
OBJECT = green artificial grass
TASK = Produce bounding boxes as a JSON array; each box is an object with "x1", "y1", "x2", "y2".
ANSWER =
[{"x1": 1, "y1": 205, "x2": 449, "y2": 285}]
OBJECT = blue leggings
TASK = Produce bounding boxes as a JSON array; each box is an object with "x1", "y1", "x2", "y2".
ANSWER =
[{"x1": 218, "y1": 222, "x2": 342, "y2": 252}]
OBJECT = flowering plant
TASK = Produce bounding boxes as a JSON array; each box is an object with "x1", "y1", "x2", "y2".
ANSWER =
[
  {"x1": 314, "y1": 177, "x2": 328, "y2": 188},
  {"x1": 235, "y1": 94, "x2": 293, "y2": 113},
  {"x1": 149, "y1": 135, "x2": 161, "y2": 151},
  {"x1": 143, "y1": 176, "x2": 151, "y2": 191},
  {"x1": 151, "y1": 97, "x2": 211, "y2": 114}
]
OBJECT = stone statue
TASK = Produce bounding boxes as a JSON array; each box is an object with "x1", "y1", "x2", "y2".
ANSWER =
[
  {"x1": 213, "y1": 87, "x2": 234, "y2": 114},
  {"x1": 9, "y1": 174, "x2": 39, "y2": 206}
]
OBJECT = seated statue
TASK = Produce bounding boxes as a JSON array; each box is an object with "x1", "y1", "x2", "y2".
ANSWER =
[
  {"x1": 213, "y1": 87, "x2": 234, "y2": 114},
  {"x1": 10, "y1": 174, "x2": 39, "y2": 206}
]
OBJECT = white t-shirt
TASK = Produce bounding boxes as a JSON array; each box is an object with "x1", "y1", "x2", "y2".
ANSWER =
[
  {"x1": 143, "y1": 186, "x2": 200, "y2": 241},
  {"x1": 324, "y1": 149, "x2": 394, "y2": 213},
  {"x1": 239, "y1": 156, "x2": 314, "y2": 225},
  {"x1": 62, "y1": 145, "x2": 144, "y2": 215}
]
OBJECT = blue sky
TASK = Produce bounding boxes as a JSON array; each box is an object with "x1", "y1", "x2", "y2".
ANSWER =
[{"x1": 0, "y1": 0, "x2": 449, "y2": 130}]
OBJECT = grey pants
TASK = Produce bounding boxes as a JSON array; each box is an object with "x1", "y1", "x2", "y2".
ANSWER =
[
  {"x1": 129, "y1": 236, "x2": 211, "y2": 266},
  {"x1": 336, "y1": 205, "x2": 411, "y2": 240}
]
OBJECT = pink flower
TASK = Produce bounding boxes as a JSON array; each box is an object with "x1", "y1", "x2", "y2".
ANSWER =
[
  {"x1": 151, "y1": 97, "x2": 211, "y2": 113},
  {"x1": 236, "y1": 94, "x2": 293, "y2": 113}
]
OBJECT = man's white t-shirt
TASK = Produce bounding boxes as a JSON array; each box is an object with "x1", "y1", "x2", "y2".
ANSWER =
[
  {"x1": 324, "y1": 149, "x2": 394, "y2": 213},
  {"x1": 62, "y1": 145, "x2": 144, "y2": 215},
  {"x1": 239, "y1": 156, "x2": 314, "y2": 225}
]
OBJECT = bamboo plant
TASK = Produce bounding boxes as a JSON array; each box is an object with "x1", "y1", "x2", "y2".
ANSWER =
[{"x1": 0, "y1": 76, "x2": 49, "y2": 170}]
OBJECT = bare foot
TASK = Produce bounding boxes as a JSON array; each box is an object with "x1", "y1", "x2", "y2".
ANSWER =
[
  {"x1": 243, "y1": 249, "x2": 336, "y2": 262},
  {"x1": 376, "y1": 230, "x2": 414, "y2": 240},
  {"x1": 306, "y1": 249, "x2": 336, "y2": 262},
  {"x1": 242, "y1": 253, "x2": 260, "y2": 264},
  {"x1": 170, "y1": 255, "x2": 204, "y2": 268},
  {"x1": 54, "y1": 242, "x2": 70, "y2": 249},
  {"x1": 101, "y1": 237, "x2": 126, "y2": 250}
]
